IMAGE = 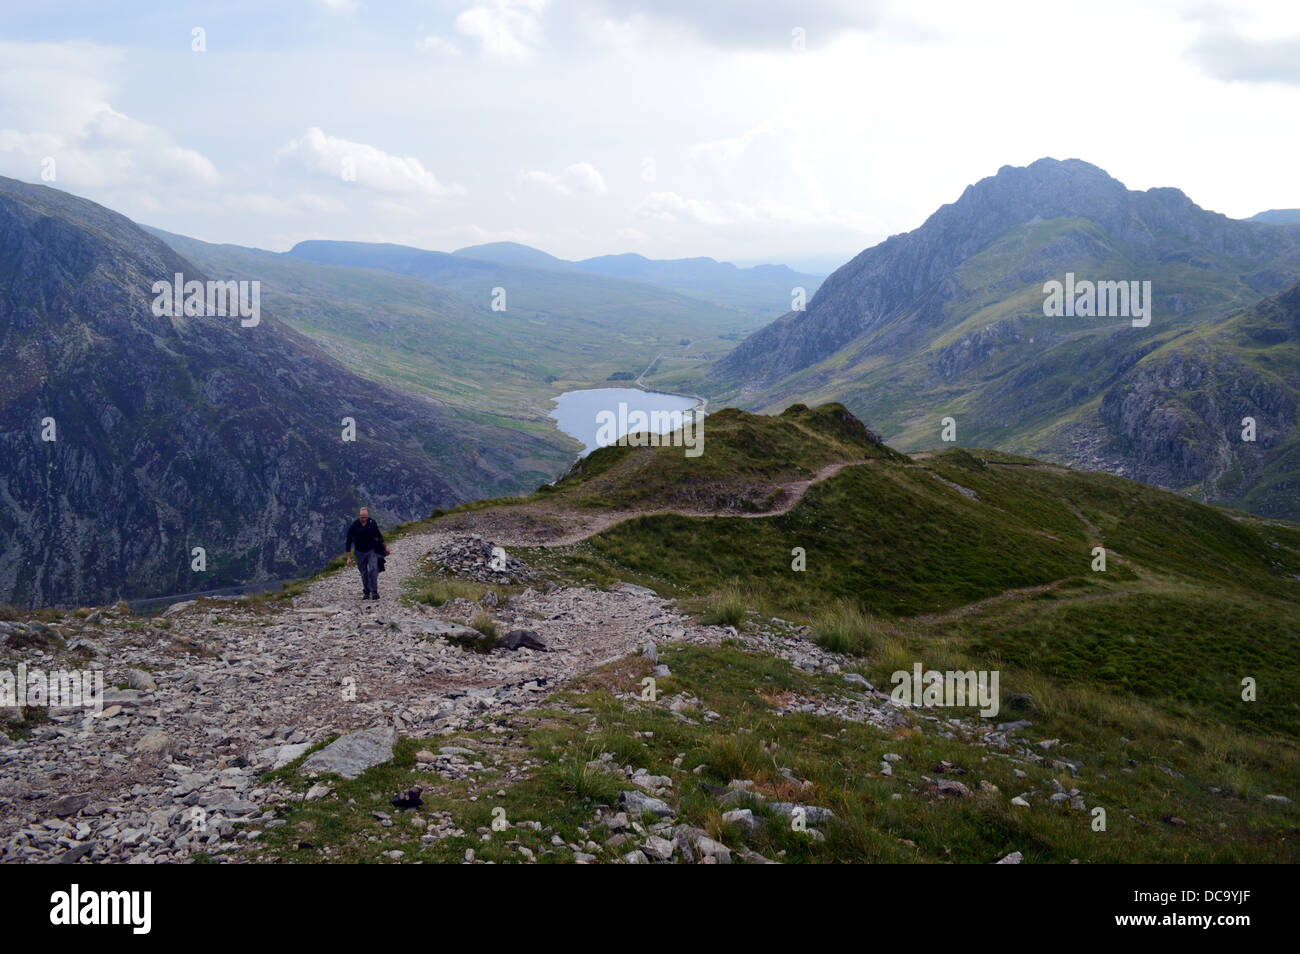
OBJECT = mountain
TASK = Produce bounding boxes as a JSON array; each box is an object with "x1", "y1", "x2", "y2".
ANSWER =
[
  {"x1": 1248, "y1": 209, "x2": 1300, "y2": 226},
  {"x1": 452, "y1": 241, "x2": 573, "y2": 271},
  {"x1": 286, "y1": 239, "x2": 747, "y2": 328},
  {"x1": 572, "y1": 253, "x2": 823, "y2": 315},
  {"x1": 1086, "y1": 281, "x2": 1300, "y2": 517},
  {"x1": 152, "y1": 232, "x2": 765, "y2": 417},
  {"x1": 709, "y1": 158, "x2": 1300, "y2": 520},
  {"x1": 0, "y1": 177, "x2": 560, "y2": 608},
  {"x1": 450, "y1": 241, "x2": 824, "y2": 315}
]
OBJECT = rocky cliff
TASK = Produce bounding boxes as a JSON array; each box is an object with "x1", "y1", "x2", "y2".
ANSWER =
[{"x1": 0, "y1": 177, "x2": 555, "y2": 607}]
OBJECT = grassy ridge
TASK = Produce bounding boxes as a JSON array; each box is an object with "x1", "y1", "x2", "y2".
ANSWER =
[
  {"x1": 500, "y1": 407, "x2": 1300, "y2": 745},
  {"x1": 538, "y1": 403, "x2": 901, "y2": 512},
  {"x1": 562, "y1": 460, "x2": 1299, "y2": 738},
  {"x1": 257, "y1": 404, "x2": 1299, "y2": 863}
]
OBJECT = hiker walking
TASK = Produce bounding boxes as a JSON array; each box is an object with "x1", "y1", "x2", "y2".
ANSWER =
[{"x1": 345, "y1": 506, "x2": 388, "y2": 601}]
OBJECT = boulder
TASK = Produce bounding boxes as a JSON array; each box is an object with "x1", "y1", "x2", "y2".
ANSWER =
[
  {"x1": 302, "y1": 727, "x2": 399, "y2": 779},
  {"x1": 618, "y1": 790, "x2": 674, "y2": 818},
  {"x1": 499, "y1": 629, "x2": 547, "y2": 651}
]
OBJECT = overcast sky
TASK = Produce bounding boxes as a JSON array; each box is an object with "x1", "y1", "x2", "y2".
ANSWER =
[{"x1": 2, "y1": 0, "x2": 1299, "y2": 272}]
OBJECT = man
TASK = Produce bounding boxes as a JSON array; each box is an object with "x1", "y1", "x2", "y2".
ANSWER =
[{"x1": 345, "y1": 507, "x2": 388, "y2": 601}]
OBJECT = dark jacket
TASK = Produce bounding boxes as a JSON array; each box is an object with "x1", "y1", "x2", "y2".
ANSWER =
[{"x1": 346, "y1": 517, "x2": 386, "y2": 554}]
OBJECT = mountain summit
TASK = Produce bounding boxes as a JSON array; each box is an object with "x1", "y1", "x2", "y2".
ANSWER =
[{"x1": 709, "y1": 158, "x2": 1300, "y2": 519}]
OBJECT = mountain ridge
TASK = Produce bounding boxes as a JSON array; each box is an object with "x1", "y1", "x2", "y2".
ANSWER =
[{"x1": 707, "y1": 157, "x2": 1300, "y2": 521}]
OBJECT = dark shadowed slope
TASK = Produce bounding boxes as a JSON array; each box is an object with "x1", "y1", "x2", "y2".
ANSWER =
[{"x1": 0, "y1": 177, "x2": 559, "y2": 607}]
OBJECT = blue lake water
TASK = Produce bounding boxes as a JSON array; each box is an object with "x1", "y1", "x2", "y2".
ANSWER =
[{"x1": 549, "y1": 387, "x2": 700, "y2": 455}]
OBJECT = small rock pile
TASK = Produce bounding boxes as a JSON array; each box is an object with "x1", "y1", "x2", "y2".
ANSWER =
[{"x1": 422, "y1": 535, "x2": 533, "y2": 584}]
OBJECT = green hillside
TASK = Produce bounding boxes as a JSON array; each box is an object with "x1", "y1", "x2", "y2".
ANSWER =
[
  {"x1": 148, "y1": 231, "x2": 765, "y2": 434},
  {"x1": 253, "y1": 403, "x2": 1300, "y2": 864},
  {"x1": 706, "y1": 159, "x2": 1300, "y2": 525}
]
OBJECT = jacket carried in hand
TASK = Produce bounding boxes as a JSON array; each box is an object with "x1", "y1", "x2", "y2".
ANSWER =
[{"x1": 346, "y1": 517, "x2": 386, "y2": 554}]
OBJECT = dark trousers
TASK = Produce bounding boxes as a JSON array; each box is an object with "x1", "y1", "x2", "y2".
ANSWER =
[{"x1": 355, "y1": 549, "x2": 379, "y2": 594}]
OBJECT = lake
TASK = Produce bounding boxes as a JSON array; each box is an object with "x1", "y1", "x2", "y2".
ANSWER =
[{"x1": 549, "y1": 387, "x2": 701, "y2": 455}]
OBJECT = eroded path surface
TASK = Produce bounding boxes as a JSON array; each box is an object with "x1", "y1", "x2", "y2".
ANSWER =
[
  {"x1": 0, "y1": 461, "x2": 887, "y2": 864},
  {"x1": 0, "y1": 524, "x2": 738, "y2": 863},
  {"x1": 438, "y1": 462, "x2": 859, "y2": 547}
]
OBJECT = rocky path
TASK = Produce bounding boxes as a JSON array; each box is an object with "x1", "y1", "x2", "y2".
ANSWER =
[
  {"x1": 446, "y1": 461, "x2": 861, "y2": 547},
  {"x1": 0, "y1": 513, "x2": 1096, "y2": 865},
  {"x1": 0, "y1": 525, "x2": 733, "y2": 863},
  {"x1": 0, "y1": 462, "x2": 904, "y2": 865}
]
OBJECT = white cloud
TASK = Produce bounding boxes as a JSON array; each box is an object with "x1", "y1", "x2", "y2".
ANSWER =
[
  {"x1": 635, "y1": 190, "x2": 879, "y2": 236},
  {"x1": 221, "y1": 191, "x2": 346, "y2": 216},
  {"x1": 635, "y1": 191, "x2": 732, "y2": 226},
  {"x1": 5, "y1": 3, "x2": 1299, "y2": 265},
  {"x1": 420, "y1": 34, "x2": 464, "y2": 56},
  {"x1": 1188, "y1": 28, "x2": 1300, "y2": 85},
  {"x1": 688, "y1": 121, "x2": 781, "y2": 170},
  {"x1": 0, "y1": 103, "x2": 218, "y2": 189},
  {"x1": 274, "y1": 126, "x2": 463, "y2": 197},
  {"x1": 579, "y1": 0, "x2": 883, "y2": 49},
  {"x1": 456, "y1": 0, "x2": 550, "y2": 60},
  {"x1": 518, "y1": 161, "x2": 608, "y2": 195},
  {"x1": 0, "y1": 43, "x2": 218, "y2": 190}
]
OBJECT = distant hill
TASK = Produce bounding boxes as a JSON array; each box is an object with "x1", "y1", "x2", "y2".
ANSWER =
[
  {"x1": 1248, "y1": 209, "x2": 1300, "y2": 226},
  {"x1": 572, "y1": 253, "x2": 823, "y2": 315},
  {"x1": 452, "y1": 241, "x2": 574, "y2": 271},
  {"x1": 446, "y1": 241, "x2": 823, "y2": 316},
  {"x1": 0, "y1": 178, "x2": 558, "y2": 607},
  {"x1": 710, "y1": 158, "x2": 1300, "y2": 521},
  {"x1": 285, "y1": 239, "x2": 751, "y2": 331},
  {"x1": 153, "y1": 233, "x2": 766, "y2": 414}
]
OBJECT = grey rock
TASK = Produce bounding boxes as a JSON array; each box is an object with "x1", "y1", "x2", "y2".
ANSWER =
[
  {"x1": 769, "y1": 802, "x2": 836, "y2": 824},
  {"x1": 134, "y1": 730, "x2": 173, "y2": 756},
  {"x1": 125, "y1": 669, "x2": 157, "y2": 691},
  {"x1": 499, "y1": 629, "x2": 547, "y2": 651},
  {"x1": 302, "y1": 727, "x2": 399, "y2": 779},
  {"x1": 722, "y1": 808, "x2": 764, "y2": 834},
  {"x1": 642, "y1": 835, "x2": 676, "y2": 861},
  {"x1": 417, "y1": 620, "x2": 483, "y2": 640},
  {"x1": 48, "y1": 794, "x2": 91, "y2": 817},
  {"x1": 256, "y1": 742, "x2": 313, "y2": 770},
  {"x1": 618, "y1": 790, "x2": 674, "y2": 818}
]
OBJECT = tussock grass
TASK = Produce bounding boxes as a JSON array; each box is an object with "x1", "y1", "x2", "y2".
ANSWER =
[
  {"x1": 407, "y1": 577, "x2": 492, "y2": 607},
  {"x1": 701, "y1": 582, "x2": 753, "y2": 628},
  {"x1": 471, "y1": 611, "x2": 498, "y2": 640},
  {"x1": 811, "y1": 599, "x2": 880, "y2": 655}
]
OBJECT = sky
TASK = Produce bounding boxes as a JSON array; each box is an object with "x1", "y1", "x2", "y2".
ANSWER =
[{"x1": 2, "y1": 0, "x2": 1299, "y2": 273}]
